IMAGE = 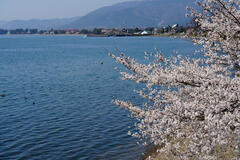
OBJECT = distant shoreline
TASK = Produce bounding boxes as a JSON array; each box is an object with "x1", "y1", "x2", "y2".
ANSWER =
[
  {"x1": 0, "y1": 25, "x2": 198, "y2": 38},
  {"x1": 0, "y1": 32, "x2": 186, "y2": 38}
]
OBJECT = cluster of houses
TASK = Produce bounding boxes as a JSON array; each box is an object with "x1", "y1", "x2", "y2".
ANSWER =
[
  {"x1": 0, "y1": 24, "x2": 191, "y2": 36},
  {"x1": 89, "y1": 24, "x2": 185, "y2": 36}
]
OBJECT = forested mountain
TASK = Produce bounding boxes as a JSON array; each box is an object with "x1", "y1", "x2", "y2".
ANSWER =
[
  {"x1": 0, "y1": 0, "x2": 198, "y2": 29},
  {"x1": 66, "y1": 0, "x2": 197, "y2": 29}
]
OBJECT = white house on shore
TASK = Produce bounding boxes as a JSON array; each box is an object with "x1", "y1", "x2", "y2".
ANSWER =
[
  {"x1": 141, "y1": 31, "x2": 152, "y2": 35},
  {"x1": 171, "y1": 24, "x2": 179, "y2": 29}
]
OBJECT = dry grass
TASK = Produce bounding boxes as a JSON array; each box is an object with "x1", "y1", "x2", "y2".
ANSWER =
[{"x1": 141, "y1": 126, "x2": 239, "y2": 160}]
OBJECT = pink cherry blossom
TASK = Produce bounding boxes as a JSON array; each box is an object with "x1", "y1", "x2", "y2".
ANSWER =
[{"x1": 110, "y1": 0, "x2": 240, "y2": 159}]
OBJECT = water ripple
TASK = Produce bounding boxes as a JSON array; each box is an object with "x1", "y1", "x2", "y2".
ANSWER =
[{"x1": 0, "y1": 35, "x2": 198, "y2": 160}]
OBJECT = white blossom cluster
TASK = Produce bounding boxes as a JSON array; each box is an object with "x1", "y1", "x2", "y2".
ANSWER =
[{"x1": 110, "y1": 0, "x2": 240, "y2": 159}]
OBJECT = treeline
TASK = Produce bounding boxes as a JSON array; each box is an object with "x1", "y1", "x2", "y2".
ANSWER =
[{"x1": 0, "y1": 24, "x2": 197, "y2": 36}]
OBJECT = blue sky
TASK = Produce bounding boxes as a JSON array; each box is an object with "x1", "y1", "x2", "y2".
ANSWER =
[{"x1": 0, "y1": 0, "x2": 132, "y2": 21}]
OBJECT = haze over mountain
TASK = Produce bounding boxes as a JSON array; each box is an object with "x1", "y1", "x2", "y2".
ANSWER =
[
  {"x1": 0, "y1": 0, "x2": 197, "y2": 29},
  {"x1": 0, "y1": 17, "x2": 79, "y2": 30}
]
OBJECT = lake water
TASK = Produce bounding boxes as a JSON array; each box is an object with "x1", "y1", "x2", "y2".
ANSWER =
[{"x1": 0, "y1": 35, "x2": 198, "y2": 160}]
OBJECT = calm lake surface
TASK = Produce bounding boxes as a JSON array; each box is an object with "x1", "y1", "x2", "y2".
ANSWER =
[{"x1": 0, "y1": 35, "x2": 198, "y2": 160}]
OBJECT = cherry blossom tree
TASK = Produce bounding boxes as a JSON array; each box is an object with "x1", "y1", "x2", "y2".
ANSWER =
[{"x1": 110, "y1": 0, "x2": 240, "y2": 159}]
